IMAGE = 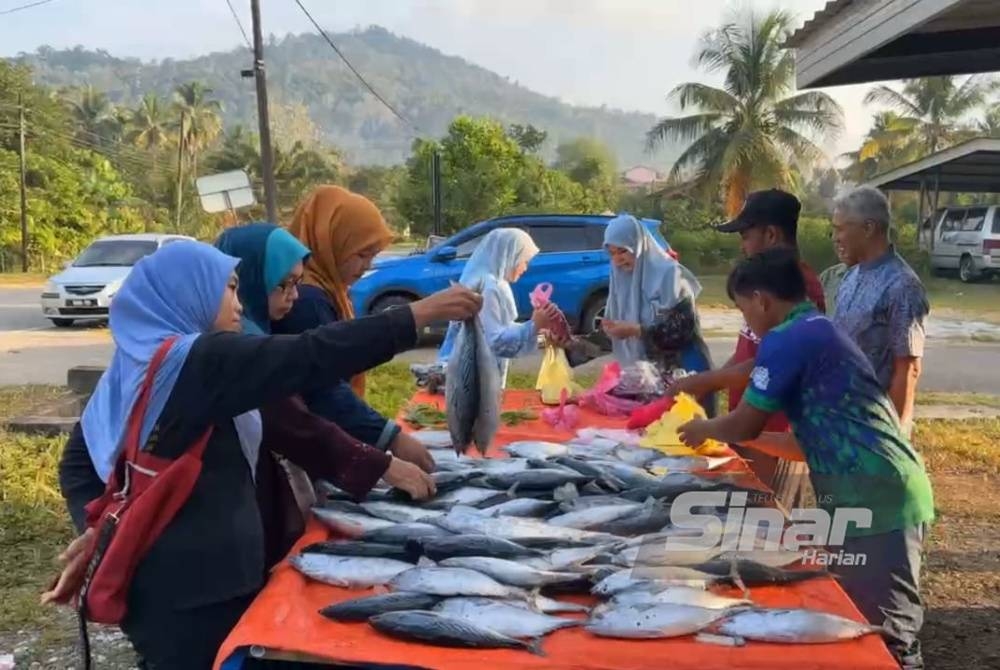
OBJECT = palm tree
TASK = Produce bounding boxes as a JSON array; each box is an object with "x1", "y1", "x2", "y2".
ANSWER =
[
  {"x1": 841, "y1": 112, "x2": 919, "y2": 183},
  {"x1": 127, "y1": 93, "x2": 171, "y2": 152},
  {"x1": 646, "y1": 9, "x2": 843, "y2": 216},
  {"x1": 863, "y1": 76, "x2": 990, "y2": 154},
  {"x1": 975, "y1": 104, "x2": 1000, "y2": 137},
  {"x1": 172, "y1": 81, "x2": 223, "y2": 178},
  {"x1": 66, "y1": 85, "x2": 121, "y2": 146}
]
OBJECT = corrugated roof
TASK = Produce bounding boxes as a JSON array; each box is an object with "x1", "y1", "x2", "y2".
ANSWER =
[{"x1": 784, "y1": 0, "x2": 857, "y2": 48}]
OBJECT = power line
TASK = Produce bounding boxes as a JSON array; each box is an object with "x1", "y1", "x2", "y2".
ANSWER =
[
  {"x1": 293, "y1": 0, "x2": 418, "y2": 135},
  {"x1": 223, "y1": 0, "x2": 253, "y2": 51},
  {"x1": 0, "y1": 0, "x2": 58, "y2": 16}
]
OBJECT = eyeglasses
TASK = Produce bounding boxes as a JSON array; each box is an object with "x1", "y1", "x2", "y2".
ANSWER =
[{"x1": 276, "y1": 275, "x2": 303, "y2": 294}]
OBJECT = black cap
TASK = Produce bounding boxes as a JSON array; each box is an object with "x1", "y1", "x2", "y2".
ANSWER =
[{"x1": 716, "y1": 189, "x2": 801, "y2": 238}]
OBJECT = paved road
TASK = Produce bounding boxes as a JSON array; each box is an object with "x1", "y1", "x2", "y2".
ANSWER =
[{"x1": 2, "y1": 287, "x2": 999, "y2": 393}]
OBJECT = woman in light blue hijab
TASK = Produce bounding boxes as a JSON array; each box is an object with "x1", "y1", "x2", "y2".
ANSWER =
[
  {"x1": 437, "y1": 227, "x2": 558, "y2": 387},
  {"x1": 599, "y1": 214, "x2": 714, "y2": 410}
]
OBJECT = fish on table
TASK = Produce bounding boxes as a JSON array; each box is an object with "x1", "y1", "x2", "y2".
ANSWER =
[
  {"x1": 433, "y1": 597, "x2": 581, "y2": 638},
  {"x1": 708, "y1": 607, "x2": 885, "y2": 644},
  {"x1": 320, "y1": 592, "x2": 442, "y2": 622},
  {"x1": 585, "y1": 602, "x2": 738, "y2": 639},
  {"x1": 369, "y1": 610, "x2": 544, "y2": 654},
  {"x1": 289, "y1": 554, "x2": 413, "y2": 588},
  {"x1": 445, "y1": 293, "x2": 501, "y2": 456}
]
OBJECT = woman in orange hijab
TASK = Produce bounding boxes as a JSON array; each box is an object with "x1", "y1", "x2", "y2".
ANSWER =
[{"x1": 275, "y1": 185, "x2": 433, "y2": 471}]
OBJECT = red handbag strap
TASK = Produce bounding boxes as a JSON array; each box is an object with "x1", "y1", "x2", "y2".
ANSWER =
[{"x1": 122, "y1": 337, "x2": 179, "y2": 460}]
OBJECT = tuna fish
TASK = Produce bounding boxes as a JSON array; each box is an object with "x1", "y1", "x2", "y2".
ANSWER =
[
  {"x1": 369, "y1": 610, "x2": 543, "y2": 654},
  {"x1": 712, "y1": 608, "x2": 885, "y2": 644},
  {"x1": 406, "y1": 534, "x2": 543, "y2": 562},
  {"x1": 288, "y1": 554, "x2": 413, "y2": 588},
  {"x1": 445, "y1": 301, "x2": 501, "y2": 456},
  {"x1": 433, "y1": 597, "x2": 581, "y2": 638},
  {"x1": 585, "y1": 603, "x2": 734, "y2": 639},
  {"x1": 389, "y1": 566, "x2": 528, "y2": 599},
  {"x1": 299, "y1": 541, "x2": 413, "y2": 563},
  {"x1": 310, "y1": 507, "x2": 395, "y2": 538},
  {"x1": 320, "y1": 592, "x2": 442, "y2": 622},
  {"x1": 438, "y1": 557, "x2": 582, "y2": 588}
]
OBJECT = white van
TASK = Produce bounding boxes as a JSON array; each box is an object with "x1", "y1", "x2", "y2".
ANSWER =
[
  {"x1": 923, "y1": 205, "x2": 1000, "y2": 282},
  {"x1": 40, "y1": 233, "x2": 194, "y2": 327}
]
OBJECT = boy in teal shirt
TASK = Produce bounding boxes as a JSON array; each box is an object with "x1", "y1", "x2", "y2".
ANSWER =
[{"x1": 679, "y1": 248, "x2": 933, "y2": 669}]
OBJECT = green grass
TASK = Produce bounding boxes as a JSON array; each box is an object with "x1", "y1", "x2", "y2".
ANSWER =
[
  {"x1": 915, "y1": 418, "x2": 1000, "y2": 475},
  {"x1": 695, "y1": 273, "x2": 1000, "y2": 321},
  {"x1": 917, "y1": 392, "x2": 1000, "y2": 409}
]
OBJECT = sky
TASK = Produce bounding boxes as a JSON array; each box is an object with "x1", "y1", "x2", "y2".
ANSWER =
[{"x1": 0, "y1": 0, "x2": 879, "y2": 159}]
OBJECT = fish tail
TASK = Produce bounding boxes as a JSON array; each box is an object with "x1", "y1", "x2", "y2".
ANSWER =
[
  {"x1": 527, "y1": 587, "x2": 543, "y2": 612},
  {"x1": 506, "y1": 482, "x2": 520, "y2": 499},
  {"x1": 524, "y1": 637, "x2": 546, "y2": 657}
]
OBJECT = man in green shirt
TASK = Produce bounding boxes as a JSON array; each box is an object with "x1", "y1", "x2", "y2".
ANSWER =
[{"x1": 679, "y1": 248, "x2": 934, "y2": 669}]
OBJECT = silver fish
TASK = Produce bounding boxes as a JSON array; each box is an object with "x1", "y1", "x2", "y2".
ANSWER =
[
  {"x1": 389, "y1": 566, "x2": 527, "y2": 599},
  {"x1": 585, "y1": 603, "x2": 732, "y2": 639},
  {"x1": 484, "y1": 469, "x2": 591, "y2": 491},
  {"x1": 482, "y1": 498, "x2": 560, "y2": 518},
  {"x1": 434, "y1": 598, "x2": 580, "y2": 638},
  {"x1": 445, "y1": 307, "x2": 501, "y2": 456},
  {"x1": 407, "y1": 534, "x2": 542, "y2": 561},
  {"x1": 591, "y1": 567, "x2": 722, "y2": 597},
  {"x1": 289, "y1": 554, "x2": 412, "y2": 588},
  {"x1": 360, "y1": 502, "x2": 443, "y2": 524},
  {"x1": 435, "y1": 505, "x2": 621, "y2": 546},
  {"x1": 300, "y1": 541, "x2": 413, "y2": 563},
  {"x1": 713, "y1": 608, "x2": 885, "y2": 644},
  {"x1": 713, "y1": 549, "x2": 806, "y2": 568},
  {"x1": 536, "y1": 544, "x2": 621, "y2": 571},
  {"x1": 612, "y1": 445, "x2": 663, "y2": 467},
  {"x1": 412, "y1": 430, "x2": 454, "y2": 449},
  {"x1": 421, "y1": 486, "x2": 510, "y2": 510},
  {"x1": 439, "y1": 557, "x2": 582, "y2": 588},
  {"x1": 310, "y1": 507, "x2": 395, "y2": 538},
  {"x1": 612, "y1": 544, "x2": 720, "y2": 568},
  {"x1": 607, "y1": 586, "x2": 753, "y2": 611},
  {"x1": 361, "y1": 522, "x2": 453, "y2": 545},
  {"x1": 547, "y1": 502, "x2": 642, "y2": 530},
  {"x1": 320, "y1": 592, "x2": 441, "y2": 622},
  {"x1": 370, "y1": 610, "x2": 544, "y2": 654},
  {"x1": 502, "y1": 441, "x2": 570, "y2": 459}
]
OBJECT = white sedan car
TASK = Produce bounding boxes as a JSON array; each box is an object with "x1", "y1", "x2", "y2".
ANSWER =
[{"x1": 40, "y1": 233, "x2": 193, "y2": 327}]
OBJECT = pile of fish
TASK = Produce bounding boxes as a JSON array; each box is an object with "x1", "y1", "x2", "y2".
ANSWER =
[{"x1": 292, "y1": 432, "x2": 885, "y2": 654}]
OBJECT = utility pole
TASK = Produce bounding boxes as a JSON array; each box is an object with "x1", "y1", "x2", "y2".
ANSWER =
[
  {"x1": 250, "y1": 0, "x2": 278, "y2": 223},
  {"x1": 174, "y1": 111, "x2": 186, "y2": 232},
  {"x1": 18, "y1": 93, "x2": 28, "y2": 272}
]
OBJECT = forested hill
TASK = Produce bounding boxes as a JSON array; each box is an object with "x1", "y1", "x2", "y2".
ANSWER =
[{"x1": 13, "y1": 27, "x2": 676, "y2": 167}]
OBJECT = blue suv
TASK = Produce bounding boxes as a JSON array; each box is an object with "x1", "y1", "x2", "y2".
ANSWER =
[{"x1": 351, "y1": 214, "x2": 671, "y2": 335}]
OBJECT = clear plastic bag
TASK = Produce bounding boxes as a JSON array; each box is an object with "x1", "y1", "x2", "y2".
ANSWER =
[{"x1": 611, "y1": 361, "x2": 665, "y2": 400}]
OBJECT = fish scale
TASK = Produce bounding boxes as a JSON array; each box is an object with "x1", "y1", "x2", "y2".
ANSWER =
[{"x1": 445, "y1": 317, "x2": 480, "y2": 452}]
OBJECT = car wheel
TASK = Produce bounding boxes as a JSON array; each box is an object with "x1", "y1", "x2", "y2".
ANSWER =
[
  {"x1": 50, "y1": 318, "x2": 75, "y2": 328},
  {"x1": 959, "y1": 255, "x2": 978, "y2": 283},
  {"x1": 580, "y1": 293, "x2": 607, "y2": 335},
  {"x1": 371, "y1": 294, "x2": 415, "y2": 314}
]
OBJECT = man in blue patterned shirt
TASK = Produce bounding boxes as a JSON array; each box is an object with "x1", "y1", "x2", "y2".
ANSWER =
[{"x1": 831, "y1": 186, "x2": 929, "y2": 436}]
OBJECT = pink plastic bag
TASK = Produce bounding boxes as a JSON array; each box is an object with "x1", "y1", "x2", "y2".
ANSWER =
[
  {"x1": 530, "y1": 283, "x2": 572, "y2": 343},
  {"x1": 578, "y1": 362, "x2": 644, "y2": 417},
  {"x1": 542, "y1": 388, "x2": 580, "y2": 431}
]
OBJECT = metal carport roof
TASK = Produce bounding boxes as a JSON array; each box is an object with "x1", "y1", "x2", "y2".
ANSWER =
[
  {"x1": 787, "y1": 0, "x2": 1000, "y2": 89},
  {"x1": 865, "y1": 138, "x2": 1000, "y2": 193}
]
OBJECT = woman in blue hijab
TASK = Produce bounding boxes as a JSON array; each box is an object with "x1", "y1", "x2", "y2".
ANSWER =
[{"x1": 50, "y1": 239, "x2": 480, "y2": 669}]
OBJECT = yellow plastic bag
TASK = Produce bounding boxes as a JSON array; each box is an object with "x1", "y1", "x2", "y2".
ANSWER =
[
  {"x1": 536, "y1": 345, "x2": 578, "y2": 405},
  {"x1": 640, "y1": 392, "x2": 726, "y2": 455}
]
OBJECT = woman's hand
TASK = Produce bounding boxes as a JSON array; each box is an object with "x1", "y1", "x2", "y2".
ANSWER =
[
  {"x1": 389, "y1": 432, "x2": 434, "y2": 472},
  {"x1": 531, "y1": 303, "x2": 560, "y2": 330},
  {"x1": 382, "y1": 456, "x2": 437, "y2": 500},
  {"x1": 40, "y1": 528, "x2": 96, "y2": 607},
  {"x1": 410, "y1": 285, "x2": 483, "y2": 328},
  {"x1": 601, "y1": 319, "x2": 641, "y2": 340}
]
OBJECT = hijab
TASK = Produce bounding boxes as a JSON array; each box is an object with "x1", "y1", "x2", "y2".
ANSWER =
[
  {"x1": 604, "y1": 214, "x2": 702, "y2": 365},
  {"x1": 215, "y1": 222, "x2": 310, "y2": 335},
  {"x1": 459, "y1": 227, "x2": 539, "y2": 324},
  {"x1": 213, "y1": 224, "x2": 311, "y2": 479},
  {"x1": 81, "y1": 240, "x2": 239, "y2": 482},
  {"x1": 288, "y1": 185, "x2": 393, "y2": 396}
]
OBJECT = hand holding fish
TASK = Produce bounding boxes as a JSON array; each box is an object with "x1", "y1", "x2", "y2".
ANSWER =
[
  {"x1": 382, "y1": 456, "x2": 437, "y2": 500},
  {"x1": 389, "y1": 432, "x2": 435, "y2": 473},
  {"x1": 40, "y1": 527, "x2": 95, "y2": 607},
  {"x1": 411, "y1": 285, "x2": 483, "y2": 329}
]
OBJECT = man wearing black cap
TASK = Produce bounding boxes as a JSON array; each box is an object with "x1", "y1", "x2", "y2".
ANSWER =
[{"x1": 667, "y1": 189, "x2": 826, "y2": 506}]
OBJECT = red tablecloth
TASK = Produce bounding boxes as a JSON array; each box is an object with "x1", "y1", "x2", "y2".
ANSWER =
[{"x1": 215, "y1": 390, "x2": 897, "y2": 670}]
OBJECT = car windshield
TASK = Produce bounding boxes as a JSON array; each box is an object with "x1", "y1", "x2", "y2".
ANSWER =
[{"x1": 73, "y1": 240, "x2": 159, "y2": 267}]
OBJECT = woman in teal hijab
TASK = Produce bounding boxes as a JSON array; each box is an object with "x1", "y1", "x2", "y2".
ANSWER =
[{"x1": 215, "y1": 222, "x2": 311, "y2": 333}]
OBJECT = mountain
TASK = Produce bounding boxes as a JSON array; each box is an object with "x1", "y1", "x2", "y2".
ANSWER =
[{"x1": 13, "y1": 27, "x2": 678, "y2": 168}]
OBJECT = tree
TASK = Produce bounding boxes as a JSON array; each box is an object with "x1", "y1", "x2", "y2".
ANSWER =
[
  {"x1": 553, "y1": 137, "x2": 620, "y2": 210},
  {"x1": 507, "y1": 124, "x2": 548, "y2": 154},
  {"x1": 976, "y1": 104, "x2": 1000, "y2": 137},
  {"x1": 841, "y1": 112, "x2": 917, "y2": 183},
  {"x1": 863, "y1": 76, "x2": 991, "y2": 154},
  {"x1": 646, "y1": 9, "x2": 843, "y2": 216},
  {"x1": 127, "y1": 93, "x2": 171, "y2": 153},
  {"x1": 347, "y1": 165, "x2": 407, "y2": 232},
  {"x1": 396, "y1": 116, "x2": 526, "y2": 235},
  {"x1": 172, "y1": 81, "x2": 223, "y2": 178},
  {"x1": 66, "y1": 85, "x2": 121, "y2": 147}
]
